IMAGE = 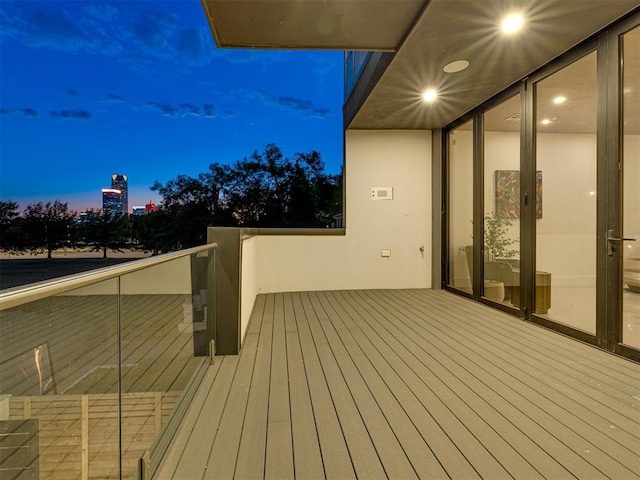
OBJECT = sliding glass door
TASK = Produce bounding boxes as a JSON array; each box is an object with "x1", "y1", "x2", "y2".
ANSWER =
[
  {"x1": 444, "y1": 12, "x2": 639, "y2": 360},
  {"x1": 533, "y1": 51, "x2": 598, "y2": 333},
  {"x1": 447, "y1": 120, "x2": 474, "y2": 295},
  {"x1": 482, "y1": 94, "x2": 521, "y2": 308}
]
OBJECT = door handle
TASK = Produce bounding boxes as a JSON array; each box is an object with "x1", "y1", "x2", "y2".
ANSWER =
[
  {"x1": 607, "y1": 230, "x2": 636, "y2": 256},
  {"x1": 607, "y1": 229, "x2": 636, "y2": 242}
]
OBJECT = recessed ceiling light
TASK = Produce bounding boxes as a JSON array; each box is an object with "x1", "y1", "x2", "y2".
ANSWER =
[
  {"x1": 422, "y1": 89, "x2": 438, "y2": 102},
  {"x1": 553, "y1": 96, "x2": 567, "y2": 104},
  {"x1": 540, "y1": 119, "x2": 552, "y2": 125},
  {"x1": 501, "y1": 14, "x2": 524, "y2": 33},
  {"x1": 443, "y1": 60, "x2": 469, "y2": 73}
]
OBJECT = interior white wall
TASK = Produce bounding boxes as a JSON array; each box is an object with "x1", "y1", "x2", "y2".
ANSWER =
[
  {"x1": 535, "y1": 133, "x2": 597, "y2": 286},
  {"x1": 451, "y1": 131, "x2": 640, "y2": 286},
  {"x1": 449, "y1": 129, "x2": 474, "y2": 287},
  {"x1": 624, "y1": 135, "x2": 640, "y2": 261},
  {"x1": 250, "y1": 130, "x2": 432, "y2": 295}
]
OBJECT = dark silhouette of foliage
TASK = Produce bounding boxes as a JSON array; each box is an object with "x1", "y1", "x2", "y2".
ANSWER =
[
  {"x1": 148, "y1": 144, "x2": 342, "y2": 250},
  {"x1": 79, "y1": 209, "x2": 132, "y2": 258},
  {"x1": 0, "y1": 200, "x2": 22, "y2": 252},
  {"x1": 22, "y1": 201, "x2": 77, "y2": 258},
  {"x1": 0, "y1": 145, "x2": 342, "y2": 256}
]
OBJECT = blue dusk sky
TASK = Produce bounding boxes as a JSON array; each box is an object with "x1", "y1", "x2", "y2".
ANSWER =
[{"x1": 0, "y1": 0, "x2": 343, "y2": 212}]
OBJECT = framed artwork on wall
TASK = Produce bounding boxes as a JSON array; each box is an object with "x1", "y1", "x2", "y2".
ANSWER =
[{"x1": 495, "y1": 170, "x2": 542, "y2": 219}]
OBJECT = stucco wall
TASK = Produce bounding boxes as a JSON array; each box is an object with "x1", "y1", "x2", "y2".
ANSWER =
[{"x1": 243, "y1": 129, "x2": 432, "y2": 300}]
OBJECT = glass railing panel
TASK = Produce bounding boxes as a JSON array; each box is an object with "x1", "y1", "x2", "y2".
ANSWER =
[
  {"x1": 344, "y1": 50, "x2": 372, "y2": 100},
  {"x1": 119, "y1": 246, "x2": 215, "y2": 477},
  {"x1": 0, "y1": 278, "x2": 119, "y2": 479}
]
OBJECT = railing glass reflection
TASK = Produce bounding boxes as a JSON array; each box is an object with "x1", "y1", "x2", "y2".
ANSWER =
[
  {"x1": 0, "y1": 244, "x2": 216, "y2": 479},
  {"x1": 345, "y1": 51, "x2": 372, "y2": 99}
]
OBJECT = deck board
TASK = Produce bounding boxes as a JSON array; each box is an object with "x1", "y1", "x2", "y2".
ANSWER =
[
  {"x1": 291, "y1": 291, "x2": 355, "y2": 479},
  {"x1": 156, "y1": 289, "x2": 640, "y2": 480},
  {"x1": 285, "y1": 313, "x2": 325, "y2": 478},
  {"x1": 235, "y1": 290, "x2": 271, "y2": 480}
]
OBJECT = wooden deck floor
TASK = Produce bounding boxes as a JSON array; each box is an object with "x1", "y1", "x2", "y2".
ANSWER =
[{"x1": 156, "y1": 289, "x2": 640, "y2": 480}]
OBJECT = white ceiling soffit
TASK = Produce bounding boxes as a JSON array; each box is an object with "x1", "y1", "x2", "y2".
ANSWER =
[
  {"x1": 201, "y1": 0, "x2": 428, "y2": 50},
  {"x1": 350, "y1": 0, "x2": 640, "y2": 130}
]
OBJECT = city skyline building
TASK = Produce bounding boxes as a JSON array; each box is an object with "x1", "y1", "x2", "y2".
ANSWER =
[
  {"x1": 144, "y1": 201, "x2": 158, "y2": 214},
  {"x1": 132, "y1": 206, "x2": 145, "y2": 216},
  {"x1": 102, "y1": 188, "x2": 122, "y2": 216},
  {"x1": 111, "y1": 174, "x2": 128, "y2": 214}
]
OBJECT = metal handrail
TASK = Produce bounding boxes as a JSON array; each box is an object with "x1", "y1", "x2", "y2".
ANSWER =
[{"x1": 0, "y1": 243, "x2": 217, "y2": 311}]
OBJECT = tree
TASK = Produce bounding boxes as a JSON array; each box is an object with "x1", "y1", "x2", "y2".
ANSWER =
[
  {"x1": 149, "y1": 162, "x2": 236, "y2": 251},
  {"x1": 224, "y1": 144, "x2": 341, "y2": 227},
  {"x1": 22, "y1": 201, "x2": 77, "y2": 258},
  {"x1": 79, "y1": 209, "x2": 132, "y2": 258},
  {"x1": 148, "y1": 144, "x2": 343, "y2": 250},
  {"x1": 0, "y1": 200, "x2": 22, "y2": 252}
]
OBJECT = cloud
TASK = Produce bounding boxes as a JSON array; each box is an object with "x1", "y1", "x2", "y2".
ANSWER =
[
  {"x1": 129, "y1": 11, "x2": 180, "y2": 51},
  {"x1": 252, "y1": 90, "x2": 332, "y2": 119},
  {"x1": 223, "y1": 110, "x2": 236, "y2": 118},
  {"x1": 1, "y1": 3, "x2": 121, "y2": 55},
  {"x1": 21, "y1": 108, "x2": 39, "y2": 117},
  {"x1": 50, "y1": 109, "x2": 92, "y2": 120},
  {"x1": 1, "y1": 107, "x2": 40, "y2": 117},
  {"x1": 83, "y1": 4, "x2": 119, "y2": 23},
  {"x1": 105, "y1": 93, "x2": 126, "y2": 103},
  {"x1": 176, "y1": 28, "x2": 211, "y2": 67},
  {"x1": 180, "y1": 103, "x2": 201, "y2": 116},
  {"x1": 214, "y1": 49, "x2": 291, "y2": 68},
  {"x1": 3, "y1": 7, "x2": 98, "y2": 53},
  {"x1": 142, "y1": 101, "x2": 222, "y2": 119},
  {"x1": 202, "y1": 104, "x2": 216, "y2": 118},
  {"x1": 1, "y1": 3, "x2": 296, "y2": 78},
  {"x1": 305, "y1": 53, "x2": 341, "y2": 75},
  {"x1": 145, "y1": 101, "x2": 179, "y2": 117},
  {"x1": 311, "y1": 108, "x2": 331, "y2": 119}
]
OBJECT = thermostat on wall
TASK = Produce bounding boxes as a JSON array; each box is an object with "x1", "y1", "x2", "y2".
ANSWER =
[{"x1": 372, "y1": 186, "x2": 393, "y2": 200}]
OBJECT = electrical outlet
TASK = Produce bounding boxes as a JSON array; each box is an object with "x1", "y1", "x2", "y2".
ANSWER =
[{"x1": 381, "y1": 249, "x2": 391, "y2": 257}]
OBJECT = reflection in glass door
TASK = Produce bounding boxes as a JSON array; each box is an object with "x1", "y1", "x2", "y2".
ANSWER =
[
  {"x1": 483, "y1": 95, "x2": 521, "y2": 307},
  {"x1": 622, "y1": 26, "x2": 640, "y2": 349},
  {"x1": 534, "y1": 51, "x2": 598, "y2": 333},
  {"x1": 448, "y1": 120, "x2": 474, "y2": 294}
]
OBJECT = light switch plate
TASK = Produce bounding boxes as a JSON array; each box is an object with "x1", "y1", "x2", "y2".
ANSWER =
[{"x1": 372, "y1": 187, "x2": 393, "y2": 200}]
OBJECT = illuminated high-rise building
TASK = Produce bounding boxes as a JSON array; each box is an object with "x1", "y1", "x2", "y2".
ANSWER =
[
  {"x1": 102, "y1": 188, "x2": 122, "y2": 215},
  {"x1": 111, "y1": 174, "x2": 128, "y2": 214}
]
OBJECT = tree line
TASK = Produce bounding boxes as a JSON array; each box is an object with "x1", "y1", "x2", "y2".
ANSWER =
[{"x1": 0, "y1": 144, "x2": 342, "y2": 257}]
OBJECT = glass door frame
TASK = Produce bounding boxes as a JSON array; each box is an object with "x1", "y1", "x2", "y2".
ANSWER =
[
  {"x1": 442, "y1": 10, "x2": 640, "y2": 362},
  {"x1": 604, "y1": 14, "x2": 640, "y2": 359},
  {"x1": 525, "y1": 39, "x2": 600, "y2": 346},
  {"x1": 443, "y1": 85, "x2": 523, "y2": 316}
]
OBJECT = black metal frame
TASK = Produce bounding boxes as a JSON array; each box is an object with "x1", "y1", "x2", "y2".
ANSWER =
[{"x1": 442, "y1": 9, "x2": 640, "y2": 362}]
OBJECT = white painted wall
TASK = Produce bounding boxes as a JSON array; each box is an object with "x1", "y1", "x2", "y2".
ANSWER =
[
  {"x1": 240, "y1": 235, "x2": 259, "y2": 344},
  {"x1": 241, "y1": 129, "x2": 431, "y2": 296},
  {"x1": 255, "y1": 130, "x2": 431, "y2": 295}
]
